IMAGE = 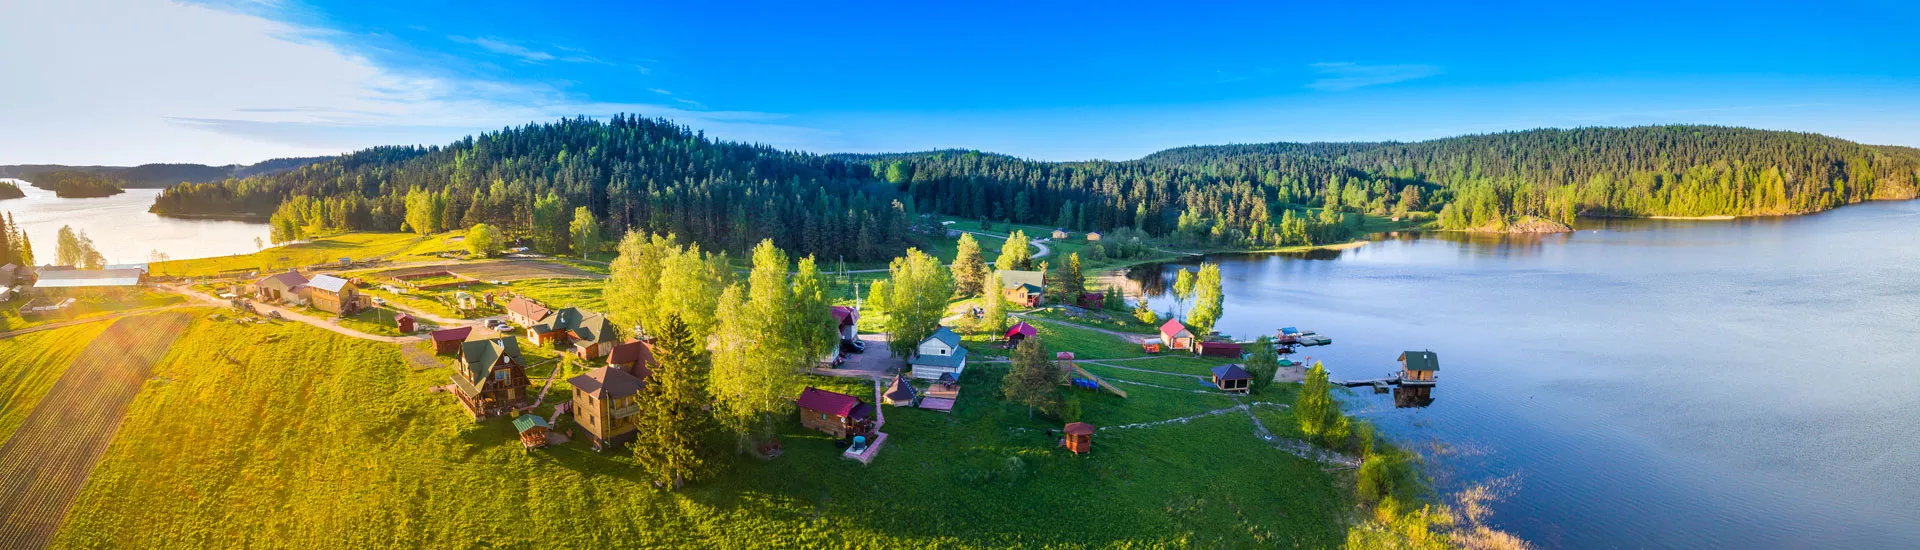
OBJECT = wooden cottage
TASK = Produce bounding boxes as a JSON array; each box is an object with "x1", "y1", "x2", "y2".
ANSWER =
[
  {"x1": 568, "y1": 365, "x2": 647, "y2": 449},
  {"x1": 430, "y1": 326, "x2": 473, "y2": 355},
  {"x1": 513, "y1": 414, "x2": 551, "y2": 448},
  {"x1": 1210, "y1": 364, "x2": 1253, "y2": 393},
  {"x1": 797, "y1": 387, "x2": 875, "y2": 439},
  {"x1": 254, "y1": 270, "x2": 308, "y2": 305},
  {"x1": 1004, "y1": 321, "x2": 1037, "y2": 346},
  {"x1": 907, "y1": 326, "x2": 969, "y2": 381},
  {"x1": 831, "y1": 306, "x2": 859, "y2": 343},
  {"x1": 306, "y1": 274, "x2": 365, "y2": 314},
  {"x1": 394, "y1": 312, "x2": 415, "y2": 333},
  {"x1": 1085, "y1": 232, "x2": 1102, "y2": 241},
  {"x1": 450, "y1": 336, "x2": 529, "y2": 419},
  {"x1": 1051, "y1": 229, "x2": 1070, "y2": 239},
  {"x1": 1196, "y1": 340, "x2": 1244, "y2": 358},
  {"x1": 1398, "y1": 351, "x2": 1439, "y2": 386},
  {"x1": 1062, "y1": 422, "x2": 1095, "y2": 454},
  {"x1": 527, "y1": 307, "x2": 619, "y2": 359},
  {"x1": 504, "y1": 296, "x2": 551, "y2": 328},
  {"x1": 998, "y1": 269, "x2": 1046, "y2": 307},
  {"x1": 1158, "y1": 319, "x2": 1195, "y2": 352}
]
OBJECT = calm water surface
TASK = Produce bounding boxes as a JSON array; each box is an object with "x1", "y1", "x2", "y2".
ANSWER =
[
  {"x1": 1129, "y1": 201, "x2": 1920, "y2": 549},
  {"x1": 0, "y1": 179, "x2": 269, "y2": 263}
]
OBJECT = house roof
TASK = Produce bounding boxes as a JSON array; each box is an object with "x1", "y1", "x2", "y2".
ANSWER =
[
  {"x1": 459, "y1": 336, "x2": 520, "y2": 384},
  {"x1": 258, "y1": 270, "x2": 308, "y2": 292},
  {"x1": 394, "y1": 312, "x2": 415, "y2": 322},
  {"x1": 849, "y1": 402, "x2": 875, "y2": 421},
  {"x1": 512, "y1": 414, "x2": 550, "y2": 433},
  {"x1": 911, "y1": 345, "x2": 968, "y2": 368},
  {"x1": 307, "y1": 274, "x2": 349, "y2": 293},
  {"x1": 1399, "y1": 351, "x2": 1439, "y2": 372},
  {"x1": 32, "y1": 268, "x2": 145, "y2": 288},
  {"x1": 1211, "y1": 364, "x2": 1253, "y2": 381},
  {"x1": 608, "y1": 340, "x2": 656, "y2": 367},
  {"x1": 925, "y1": 326, "x2": 961, "y2": 348},
  {"x1": 506, "y1": 296, "x2": 550, "y2": 320},
  {"x1": 884, "y1": 375, "x2": 917, "y2": 402},
  {"x1": 569, "y1": 311, "x2": 617, "y2": 344},
  {"x1": 1160, "y1": 319, "x2": 1191, "y2": 338},
  {"x1": 1063, "y1": 422, "x2": 1096, "y2": 436},
  {"x1": 998, "y1": 269, "x2": 1044, "y2": 289},
  {"x1": 1005, "y1": 322, "x2": 1037, "y2": 339},
  {"x1": 430, "y1": 327, "x2": 472, "y2": 343},
  {"x1": 797, "y1": 386, "x2": 863, "y2": 417},
  {"x1": 568, "y1": 365, "x2": 644, "y2": 399},
  {"x1": 1014, "y1": 283, "x2": 1043, "y2": 295},
  {"x1": 1199, "y1": 341, "x2": 1243, "y2": 350},
  {"x1": 831, "y1": 305, "x2": 858, "y2": 327}
]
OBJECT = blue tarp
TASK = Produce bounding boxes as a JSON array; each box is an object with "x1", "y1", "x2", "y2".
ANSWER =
[{"x1": 1280, "y1": 327, "x2": 1299, "y2": 335}]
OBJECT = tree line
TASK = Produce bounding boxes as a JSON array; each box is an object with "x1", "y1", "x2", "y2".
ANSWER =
[
  {"x1": 26, "y1": 171, "x2": 126, "y2": 198},
  {"x1": 0, "y1": 180, "x2": 23, "y2": 200},
  {"x1": 0, "y1": 212, "x2": 35, "y2": 268}
]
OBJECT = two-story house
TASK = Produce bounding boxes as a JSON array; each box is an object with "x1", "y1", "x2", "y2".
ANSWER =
[
  {"x1": 449, "y1": 336, "x2": 530, "y2": 419},
  {"x1": 907, "y1": 326, "x2": 969, "y2": 380}
]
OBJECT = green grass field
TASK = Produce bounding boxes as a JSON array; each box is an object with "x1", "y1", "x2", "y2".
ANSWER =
[
  {"x1": 0, "y1": 290, "x2": 185, "y2": 333},
  {"x1": 504, "y1": 278, "x2": 607, "y2": 313},
  {"x1": 154, "y1": 232, "x2": 436, "y2": 278},
  {"x1": 0, "y1": 322, "x2": 113, "y2": 442},
  {"x1": 53, "y1": 313, "x2": 1349, "y2": 548}
]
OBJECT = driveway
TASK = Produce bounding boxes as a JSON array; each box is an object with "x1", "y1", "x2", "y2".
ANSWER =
[{"x1": 829, "y1": 333, "x2": 901, "y2": 379}]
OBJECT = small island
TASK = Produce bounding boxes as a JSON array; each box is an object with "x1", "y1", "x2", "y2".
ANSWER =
[
  {"x1": 0, "y1": 180, "x2": 23, "y2": 200},
  {"x1": 27, "y1": 170, "x2": 127, "y2": 198}
]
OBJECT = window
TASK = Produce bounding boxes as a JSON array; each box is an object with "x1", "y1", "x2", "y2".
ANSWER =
[{"x1": 495, "y1": 370, "x2": 507, "y2": 381}]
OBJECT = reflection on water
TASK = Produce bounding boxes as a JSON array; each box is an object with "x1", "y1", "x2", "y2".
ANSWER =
[{"x1": 1124, "y1": 201, "x2": 1920, "y2": 548}]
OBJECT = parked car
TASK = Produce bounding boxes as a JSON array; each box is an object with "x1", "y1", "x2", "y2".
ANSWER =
[{"x1": 841, "y1": 339, "x2": 866, "y2": 354}]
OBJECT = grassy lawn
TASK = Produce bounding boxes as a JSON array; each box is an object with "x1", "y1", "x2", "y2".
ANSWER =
[
  {"x1": 0, "y1": 321, "x2": 114, "y2": 443},
  {"x1": 0, "y1": 290, "x2": 185, "y2": 333},
  {"x1": 55, "y1": 314, "x2": 1349, "y2": 548},
  {"x1": 336, "y1": 306, "x2": 412, "y2": 337},
  {"x1": 153, "y1": 232, "x2": 432, "y2": 278},
  {"x1": 504, "y1": 278, "x2": 607, "y2": 313},
  {"x1": 1020, "y1": 307, "x2": 1159, "y2": 335}
]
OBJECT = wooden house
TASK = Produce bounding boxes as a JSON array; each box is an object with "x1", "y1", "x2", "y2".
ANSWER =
[
  {"x1": 1158, "y1": 319, "x2": 1195, "y2": 352},
  {"x1": 306, "y1": 274, "x2": 365, "y2": 314},
  {"x1": 254, "y1": 270, "x2": 308, "y2": 305},
  {"x1": 504, "y1": 296, "x2": 550, "y2": 328},
  {"x1": 1051, "y1": 229, "x2": 1070, "y2": 239},
  {"x1": 796, "y1": 386, "x2": 875, "y2": 439},
  {"x1": 831, "y1": 306, "x2": 859, "y2": 343},
  {"x1": 1398, "y1": 351, "x2": 1439, "y2": 386},
  {"x1": 1076, "y1": 292, "x2": 1104, "y2": 309},
  {"x1": 1062, "y1": 422, "x2": 1094, "y2": 454},
  {"x1": 1210, "y1": 364, "x2": 1253, "y2": 393},
  {"x1": 394, "y1": 312, "x2": 415, "y2": 333},
  {"x1": 1085, "y1": 232, "x2": 1102, "y2": 241},
  {"x1": 430, "y1": 326, "x2": 473, "y2": 354},
  {"x1": 450, "y1": 336, "x2": 529, "y2": 419},
  {"x1": 907, "y1": 326, "x2": 969, "y2": 380},
  {"x1": 513, "y1": 414, "x2": 551, "y2": 448},
  {"x1": 998, "y1": 269, "x2": 1045, "y2": 307},
  {"x1": 1004, "y1": 321, "x2": 1037, "y2": 346},
  {"x1": 527, "y1": 307, "x2": 619, "y2": 359},
  {"x1": 606, "y1": 340, "x2": 657, "y2": 378},
  {"x1": 568, "y1": 365, "x2": 647, "y2": 449},
  {"x1": 1196, "y1": 340, "x2": 1244, "y2": 358},
  {"x1": 883, "y1": 374, "x2": 917, "y2": 406}
]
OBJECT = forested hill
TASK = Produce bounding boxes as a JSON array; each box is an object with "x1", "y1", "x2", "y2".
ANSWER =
[
  {"x1": 0, "y1": 157, "x2": 330, "y2": 188},
  {"x1": 147, "y1": 121, "x2": 1920, "y2": 259}
]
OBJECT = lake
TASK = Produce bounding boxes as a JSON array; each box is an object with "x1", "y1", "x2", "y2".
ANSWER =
[
  {"x1": 1127, "y1": 201, "x2": 1920, "y2": 548},
  {"x1": 0, "y1": 179, "x2": 270, "y2": 263}
]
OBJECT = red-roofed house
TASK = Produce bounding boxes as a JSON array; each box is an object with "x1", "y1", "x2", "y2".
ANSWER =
[
  {"x1": 796, "y1": 386, "x2": 875, "y2": 439},
  {"x1": 830, "y1": 306, "x2": 859, "y2": 342},
  {"x1": 607, "y1": 340, "x2": 657, "y2": 379},
  {"x1": 1004, "y1": 321, "x2": 1037, "y2": 346},
  {"x1": 1159, "y1": 319, "x2": 1195, "y2": 352}
]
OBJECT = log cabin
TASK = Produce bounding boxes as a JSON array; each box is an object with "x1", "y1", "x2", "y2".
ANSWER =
[
  {"x1": 796, "y1": 386, "x2": 875, "y2": 439},
  {"x1": 305, "y1": 274, "x2": 365, "y2": 314},
  {"x1": 568, "y1": 366, "x2": 647, "y2": 450},
  {"x1": 430, "y1": 326, "x2": 473, "y2": 355},
  {"x1": 450, "y1": 336, "x2": 529, "y2": 419}
]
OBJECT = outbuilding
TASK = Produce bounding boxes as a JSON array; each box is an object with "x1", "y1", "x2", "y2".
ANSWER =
[
  {"x1": 394, "y1": 312, "x2": 416, "y2": 333},
  {"x1": 1196, "y1": 340, "x2": 1243, "y2": 358},
  {"x1": 430, "y1": 326, "x2": 473, "y2": 355},
  {"x1": 1398, "y1": 351, "x2": 1439, "y2": 386},
  {"x1": 797, "y1": 386, "x2": 875, "y2": 439},
  {"x1": 1062, "y1": 422, "x2": 1095, "y2": 454},
  {"x1": 1210, "y1": 364, "x2": 1253, "y2": 393},
  {"x1": 513, "y1": 414, "x2": 551, "y2": 449},
  {"x1": 1004, "y1": 321, "x2": 1037, "y2": 346},
  {"x1": 1158, "y1": 319, "x2": 1195, "y2": 352}
]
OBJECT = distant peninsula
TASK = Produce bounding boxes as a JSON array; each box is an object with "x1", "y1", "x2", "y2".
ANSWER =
[
  {"x1": 26, "y1": 170, "x2": 127, "y2": 198},
  {"x1": 0, "y1": 180, "x2": 23, "y2": 200}
]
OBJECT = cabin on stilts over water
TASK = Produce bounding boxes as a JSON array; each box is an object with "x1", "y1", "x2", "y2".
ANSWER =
[{"x1": 1398, "y1": 351, "x2": 1439, "y2": 386}]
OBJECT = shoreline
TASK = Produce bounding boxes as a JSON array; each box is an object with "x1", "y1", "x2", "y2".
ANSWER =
[{"x1": 147, "y1": 210, "x2": 271, "y2": 222}]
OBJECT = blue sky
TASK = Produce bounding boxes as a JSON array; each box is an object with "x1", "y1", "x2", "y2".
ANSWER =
[{"x1": 4, "y1": 0, "x2": 1919, "y2": 164}]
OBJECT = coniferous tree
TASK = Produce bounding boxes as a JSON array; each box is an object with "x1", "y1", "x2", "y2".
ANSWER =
[
  {"x1": 1002, "y1": 337, "x2": 1065, "y2": 418},
  {"x1": 631, "y1": 314, "x2": 718, "y2": 489}
]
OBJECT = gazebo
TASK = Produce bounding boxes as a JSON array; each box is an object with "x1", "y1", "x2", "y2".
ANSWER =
[
  {"x1": 1062, "y1": 422, "x2": 1095, "y2": 454},
  {"x1": 1210, "y1": 364, "x2": 1253, "y2": 393},
  {"x1": 1004, "y1": 321, "x2": 1037, "y2": 346},
  {"x1": 513, "y1": 414, "x2": 551, "y2": 448},
  {"x1": 883, "y1": 375, "x2": 918, "y2": 406}
]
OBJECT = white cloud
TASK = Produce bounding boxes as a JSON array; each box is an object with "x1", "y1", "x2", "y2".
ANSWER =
[
  {"x1": 1307, "y1": 62, "x2": 1442, "y2": 91},
  {"x1": 448, "y1": 35, "x2": 555, "y2": 62},
  {"x1": 0, "y1": 0, "x2": 823, "y2": 165}
]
